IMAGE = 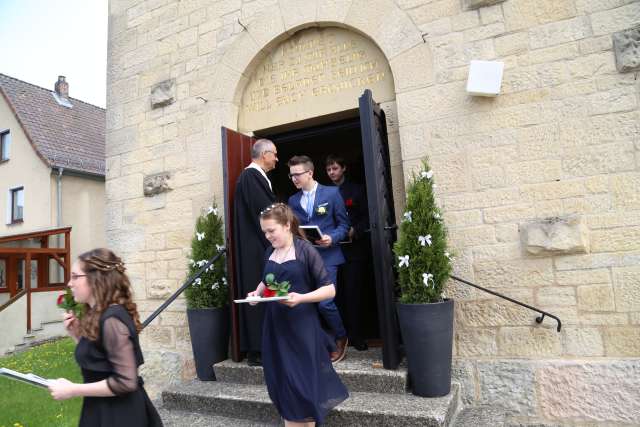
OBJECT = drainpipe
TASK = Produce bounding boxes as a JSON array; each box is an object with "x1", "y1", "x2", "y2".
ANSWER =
[{"x1": 56, "y1": 167, "x2": 64, "y2": 282}]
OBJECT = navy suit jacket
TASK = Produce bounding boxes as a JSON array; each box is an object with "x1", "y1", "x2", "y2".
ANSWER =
[{"x1": 288, "y1": 183, "x2": 350, "y2": 266}]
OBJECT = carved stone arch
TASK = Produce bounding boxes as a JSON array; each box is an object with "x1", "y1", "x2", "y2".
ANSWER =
[{"x1": 210, "y1": 0, "x2": 429, "y2": 121}]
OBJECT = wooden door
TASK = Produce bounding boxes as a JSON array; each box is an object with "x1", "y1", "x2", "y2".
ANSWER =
[
  {"x1": 221, "y1": 127, "x2": 256, "y2": 362},
  {"x1": 359, "y1": 89, "x2": 401, "y2": 369}
]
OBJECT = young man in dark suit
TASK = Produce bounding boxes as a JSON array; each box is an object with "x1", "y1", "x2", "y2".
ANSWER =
[
  {"x1": 287, "y1": 155, "x2": 350, "y2": 363},
  {"x1": 233, "y1": 139, "x2": 278, "y2": 366},
  {"x1": 326, "y1": 155, "x2": 371, "y2": 351}
]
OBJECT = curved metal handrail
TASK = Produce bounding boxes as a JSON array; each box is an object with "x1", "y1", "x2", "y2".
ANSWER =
[{"x1": 450, "y1": 275, "x2": 562, "y2": 332}]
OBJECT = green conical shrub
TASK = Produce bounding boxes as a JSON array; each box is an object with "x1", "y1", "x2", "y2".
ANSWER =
[
  {"x1": 185, "y1": 203, "x2": 228, "y2": 309},
  {"x1": 394, "y1": 159, "x2": 453, "y2": 304}
]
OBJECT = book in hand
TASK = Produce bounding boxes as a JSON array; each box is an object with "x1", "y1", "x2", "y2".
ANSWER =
[
  {"x1": 0, "y1": 367, "x2": 51, "y2": 389},
  {"x1": 300, "y1": 225, "x2": 323, "y2": 242}
]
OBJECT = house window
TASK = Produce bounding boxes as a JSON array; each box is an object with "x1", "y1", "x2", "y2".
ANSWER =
[
  {"x1": 0, "y1": 130, "x2": 9, "y2": 161},
  {"x1": 11, "y1": 187, "x2": 24, "y2": 223}
]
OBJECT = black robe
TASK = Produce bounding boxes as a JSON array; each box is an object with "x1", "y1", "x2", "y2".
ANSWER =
[{"x1": 233, "y1": 167, "x2": 276, "y2": 353}]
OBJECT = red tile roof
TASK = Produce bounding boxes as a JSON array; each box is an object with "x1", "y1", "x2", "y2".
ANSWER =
[{"x1": 0, "y1": 73, "x2": 105, "y2": 176}]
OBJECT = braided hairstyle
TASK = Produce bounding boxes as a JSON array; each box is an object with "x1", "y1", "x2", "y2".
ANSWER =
[
  {"x1": 77, "y1": 248, "x2": 141, "y2": 341},
  {"x1": 260, "y1": 203, "x2": 304, "y2": 239}
]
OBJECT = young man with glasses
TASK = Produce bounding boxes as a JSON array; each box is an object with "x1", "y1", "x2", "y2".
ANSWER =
[
  {"x1": 234, "y1": 138, "x2": 278, "y2": 366},
  {"x1": 287, "y1": 155, "x2": 350, "y2": 363}
]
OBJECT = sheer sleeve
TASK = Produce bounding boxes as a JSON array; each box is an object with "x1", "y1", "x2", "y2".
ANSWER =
[
  {"x1": 302, "y1": 242, "x2": 332, "y2": 289},
  {"x1": 102, "y1": 317, "x2": 138, "y2": 395}
]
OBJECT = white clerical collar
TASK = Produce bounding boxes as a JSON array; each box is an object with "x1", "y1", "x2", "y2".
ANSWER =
[
  {"x1": 246, "y1": 162, "x2": 272, "y2": 191},
  {"x1": 303, "y1": 182, "x2": 318, "y2": 196}
]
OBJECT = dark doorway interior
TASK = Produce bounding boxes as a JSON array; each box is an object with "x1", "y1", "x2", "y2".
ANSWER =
[{"x1": 256, "y1": 115, "x2": 381, "y2": 343}]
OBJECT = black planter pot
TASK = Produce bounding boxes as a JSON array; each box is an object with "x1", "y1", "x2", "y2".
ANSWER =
[
  {"x1": 397, "y1": 299, "x2": 454, "y2": 397},
  {"x1": 186, "y1": 306, "x2": 230, "y2": 381}
]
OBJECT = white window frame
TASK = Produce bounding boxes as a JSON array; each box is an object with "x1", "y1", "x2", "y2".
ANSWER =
[
  {"x1": 6, "y1": 186, "x2": 24, "y2": 224},
  {"x1": 0, "y1": 129, "x2": 10, "y2": 161}
]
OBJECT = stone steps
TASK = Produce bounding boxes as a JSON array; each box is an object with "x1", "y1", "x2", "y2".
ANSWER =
[
  {"x1": 161, "y1": 380, "x2": 460, "y2": 426},
  {"x1": 214, "y1": 348, "x2": 408, "y2": 394}
]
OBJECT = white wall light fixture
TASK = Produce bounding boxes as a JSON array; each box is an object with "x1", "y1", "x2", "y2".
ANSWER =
[{"x1": 466, "y1": 60, "x2": 504, "y2": 97}]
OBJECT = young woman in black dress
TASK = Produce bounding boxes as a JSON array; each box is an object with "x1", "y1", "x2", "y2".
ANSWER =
[
  {"x1": 48, "y1": 248, "x2": 163, "y2": 427},
  {"x1": 247, "y1": 203, "x2": 348, "y2": 426}
]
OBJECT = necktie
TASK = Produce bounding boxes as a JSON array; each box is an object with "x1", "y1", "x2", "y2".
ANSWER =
[{"x1": 306, "y1": 191, "x2": 314, "y2": 219}]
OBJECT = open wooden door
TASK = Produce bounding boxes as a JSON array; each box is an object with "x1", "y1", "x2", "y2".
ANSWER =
[
  {"x1": 221, "y1": 127, "x2": 256, "y2": 362},
  {"x1": 359, "y1": 89, "x2": 402, "y2": 369}
]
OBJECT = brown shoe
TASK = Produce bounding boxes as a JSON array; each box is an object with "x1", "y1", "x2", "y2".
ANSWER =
[{"x1": 330, "y1": 337, "x2": 348, "y2": 363}]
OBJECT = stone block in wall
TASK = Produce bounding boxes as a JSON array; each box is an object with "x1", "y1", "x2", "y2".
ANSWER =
[
  {"x1": 477, "y1": 361, "x2": 537, "y2": 416},
  {"x1": 150, "y1": 79, "x2": 175, "y2": 108},
  {"x1": 521, "y1": 215, "x2": 589, "y2": 256},
  {"x1": 613, "y1": 26, "x2": 640, "y2": 73},
  {"x1": 613, "y1": 266, "x2": 640, "y2": 312},
  {"x1": 538, "y1": 361, "x2": 640, "y2": 423},
  {"x1": 463, "y1": 0, "x2": 506, "y2": 10},
  {"x1": 143, "y1": 172, "x2": 172, "y2": 197}
]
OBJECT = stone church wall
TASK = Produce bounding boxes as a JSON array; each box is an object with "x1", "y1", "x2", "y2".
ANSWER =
[{"x1": 106, "y1": 0, "x2": 640, "y2": 423}]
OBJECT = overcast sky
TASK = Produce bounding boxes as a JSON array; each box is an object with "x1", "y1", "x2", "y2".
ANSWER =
[{"x1": 0, "y1": 0, "x2": 108, "y2": 107}]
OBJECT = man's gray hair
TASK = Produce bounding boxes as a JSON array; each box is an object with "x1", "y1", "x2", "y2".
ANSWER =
[{"x1": 251, "y1": 139, "x2": 275, "y2": 159}]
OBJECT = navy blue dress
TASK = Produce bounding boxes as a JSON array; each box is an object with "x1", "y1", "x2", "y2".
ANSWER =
[{"x1": 261, "y1": 238, "x2": 348, "y2": 424}]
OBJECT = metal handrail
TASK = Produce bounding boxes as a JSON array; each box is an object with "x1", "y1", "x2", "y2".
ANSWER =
[
  {"x1": 450, "y1": 275, "x2": 562, "y2": 332},
  {"x1": 141, "y1": 247, "x2": 227, "y2": 329}
]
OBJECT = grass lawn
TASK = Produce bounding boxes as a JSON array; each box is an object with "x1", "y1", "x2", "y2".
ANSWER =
[{"x1": 0, "y1": 338, "x2": 82, "y2": 427}]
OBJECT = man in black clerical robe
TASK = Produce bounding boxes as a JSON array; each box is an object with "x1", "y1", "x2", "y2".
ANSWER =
[{"x1": 233, "y1": 139, "x2": 278, "y2": 366}]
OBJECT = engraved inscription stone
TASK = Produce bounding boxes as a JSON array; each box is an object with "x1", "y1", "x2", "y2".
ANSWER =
[
  {"x1": 150, "y1": 79, "x2": 175, "y2": 108},
  {"x1": 613, "y1": 26, "x2": 640, "y2": 73},
  {"x1": 239, "y1": 27, "x2": 395, "y2": 131},
  {"x1": 521, "y1": 215, "x2": 589, "y2": 256},
  {"x1": 143, "y1": 172, "x2": 172, "y2": 196}
]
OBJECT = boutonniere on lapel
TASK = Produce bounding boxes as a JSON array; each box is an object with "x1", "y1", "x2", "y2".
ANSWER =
[
  {"x1": 316, "y1": 202, "x2": 329, "y2": 216},
  {"x1": 345, "y1": 198, "x2": 354, "y2": 208}
]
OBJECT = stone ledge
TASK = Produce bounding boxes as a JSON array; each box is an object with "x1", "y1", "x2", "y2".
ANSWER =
[
  {"x1": 520, "y1": 215, "x2": 589, "y2": 256},
  {"x1": 215, "y1": 350, "x2": 408, "y2": 393},
  {"x1": 162, "y1": 381, "x2": 459, "y2": 426}
]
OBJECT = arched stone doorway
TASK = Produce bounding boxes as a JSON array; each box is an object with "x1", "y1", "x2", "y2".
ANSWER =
[{"x1": 222, "y1": 25, "x2": 403, "y2": 368}]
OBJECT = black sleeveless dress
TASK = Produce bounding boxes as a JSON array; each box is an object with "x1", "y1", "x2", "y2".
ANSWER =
[
  {"x1": 74, "y1": 305, "x2": 163, "y2": 427},
  {"x1": 261, "y1": 238, "x2": 348, "y2": 424}
]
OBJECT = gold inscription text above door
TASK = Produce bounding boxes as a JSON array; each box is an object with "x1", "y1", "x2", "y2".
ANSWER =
[{"x1": 239, "y1": 27, "x2": 395, "y2": 132}]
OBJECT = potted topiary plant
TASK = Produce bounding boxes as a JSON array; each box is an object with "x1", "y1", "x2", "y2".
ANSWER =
[
  {"x1": 394, "y1": 159, "x2": 454, "y2": 397},
  {"x1": 185, "y1": 203, "x2": 229, "y2": 381}
]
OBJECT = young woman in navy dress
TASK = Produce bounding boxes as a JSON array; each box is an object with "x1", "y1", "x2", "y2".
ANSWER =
[
  {"x1": 48, "y1": 248, "x2": 162, "y2": 427},
  {"x1": 248, "y1": 203, "x2": 348, "y2": 426}
]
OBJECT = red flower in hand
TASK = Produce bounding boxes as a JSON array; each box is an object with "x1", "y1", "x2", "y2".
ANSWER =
[
  {"x1": 57, "y1": 294, "x2": 65, "y2": 306},
  {"x1": 345, "y1": 198, "x2": 353, "y2": 207}
]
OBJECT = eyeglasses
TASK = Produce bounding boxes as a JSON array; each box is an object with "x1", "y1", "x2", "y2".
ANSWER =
[
  {"x1": 264, "y1": 150, "x2": 278, "y2": 157},
  {"x1": 288, "y1": 170, "x2": 310, "y2": 179},
  {"x1": 70, "y1": 274, "x2": 87, "y2": 281}
]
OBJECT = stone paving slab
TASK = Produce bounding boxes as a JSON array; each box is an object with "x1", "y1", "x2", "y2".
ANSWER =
[
  {"x1": 215, "y1": 349, "x2": 408, "y2": 394},
  {"x1": 161, "y1": 380, "x2": 458, "y2": 426},
  {"x1": 159, "y1": 408, "x2": 279, "y2": 427}
]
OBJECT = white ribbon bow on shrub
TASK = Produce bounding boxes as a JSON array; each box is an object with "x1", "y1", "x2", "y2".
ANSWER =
[
  {"x1": 398, "y1": 255, "x2": 410, "y2": 267},
  {"x1": 196, "y1": 232, "x2": 205, "y2": 241},
  {"x1": 418, "y1": 234, "x2": 432, "y2": 246},
  {"x1": 423, "y1": 273, "x2": 434, "y2": 287}
]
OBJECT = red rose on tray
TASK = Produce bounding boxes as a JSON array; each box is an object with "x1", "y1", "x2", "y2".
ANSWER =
[
  {"x1": 263, "y1": 273, "x2": 290, "y2": 297},
  {"x1": 345, "y1": 198, "x2": 354, "y2": 207},
  {"x1": 263, "y1": 288, "x2": 277, "y2": 298}
]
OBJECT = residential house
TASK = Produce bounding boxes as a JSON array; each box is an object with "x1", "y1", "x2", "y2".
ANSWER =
[{"x1": 0, "y1": 73, "x2": 105, "y2": 353}]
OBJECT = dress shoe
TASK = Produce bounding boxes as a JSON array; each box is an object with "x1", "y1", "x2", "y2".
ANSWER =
[
  {"x1": 247, "y1": 352, "x2": 262, "y2": 367},
  {"x1": 352, "y1": 341, "x2": 368, "y2": 351},
  {"x1": 330, "y1": 337, "x2": 348, "y2": 363}
]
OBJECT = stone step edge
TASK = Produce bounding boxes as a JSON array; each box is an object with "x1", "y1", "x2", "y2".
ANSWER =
[
  {"x1": 214, "y1": 361, "x2": 408, "y2": 393},
  {"x1": 162, "y1": 382, "x2": 459, "y2": 426}
]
